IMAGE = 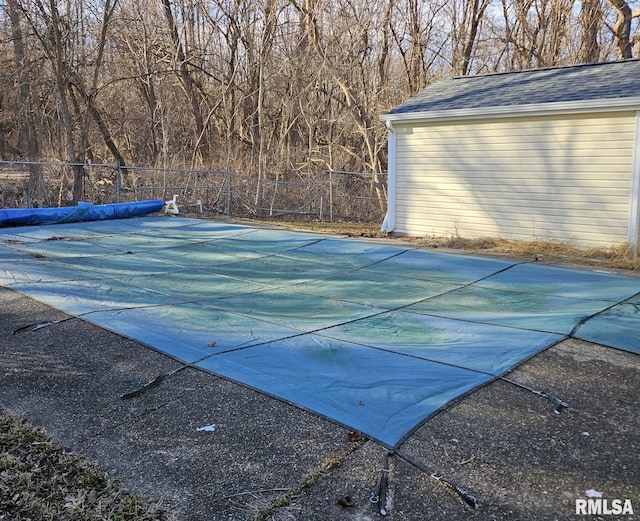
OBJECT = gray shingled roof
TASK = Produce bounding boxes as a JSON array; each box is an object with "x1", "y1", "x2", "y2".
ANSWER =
[{"x1": 386, "y1": 59, "x2": 640, "y2": 116}]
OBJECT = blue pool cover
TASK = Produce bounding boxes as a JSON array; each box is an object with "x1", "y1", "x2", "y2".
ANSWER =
[
  {"x1": 0, "y1": 200, "x2": 164, "y2": 226},
  {"x1": 1, "y1": 217, "x2": 639, "y2": 447}
]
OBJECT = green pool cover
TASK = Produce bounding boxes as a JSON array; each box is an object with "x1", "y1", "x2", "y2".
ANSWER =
[{"x1": 1, "y1": 217, "x2": 639, "y2": 447}]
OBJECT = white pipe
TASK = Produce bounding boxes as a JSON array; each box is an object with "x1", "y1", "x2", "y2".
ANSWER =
[
  {"x1": 164, "y1": 194, "x2": 179, "y2": 215},
  {"x1": 381, "y1": 120, "x2": 396, "y2": 233}
]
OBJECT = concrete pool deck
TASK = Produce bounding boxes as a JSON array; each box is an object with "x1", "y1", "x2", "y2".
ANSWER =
[{"x1": 2, "y1": 284, "x2": 638, "y2": 520}]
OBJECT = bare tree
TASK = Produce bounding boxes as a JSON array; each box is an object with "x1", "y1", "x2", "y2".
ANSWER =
[
  {"x1": 40, "y1": 0, "x2": 86, "y2": 202},
  {"x1": 69, "y1": 0, "x2": 128, "y2": 174},
  {"x1": 388, "y1": 0, "x2": 448, "y2": 94},
  {"x1": 580, "y1": 0, "x2": 603, "y2": 62},
  {"x1": 7, "y1": 0, "x2": 48, "y2": 205},
  {"x1": 498, "y1": 0, "x2": 580, "y2": 69},
  {"x1": 15, "y1": 0, "x2": 127, "y2": 202},
  {"x1": 606, "y1": 0, "x2": 640, "y2": 58},
  {"x1": 450, "y1": 0, "x2": 492, "y2": 76},
  {"x1": 2, "y1": 0, "x2": 639, "y2": 212},
  {"x1": 160, "y1": 0, "x2": 207, "y2": 159}
]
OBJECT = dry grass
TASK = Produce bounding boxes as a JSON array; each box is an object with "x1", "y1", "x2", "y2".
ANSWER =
[
  {"x1": 252, "y1": 218, "x2": 640, "y2": 272},
  {"x1": 0, "y1": 409, "x2": 172, "y2": 521},
  {"x1": 409, "y1": 236, "x2": 640, "y2": 271}
]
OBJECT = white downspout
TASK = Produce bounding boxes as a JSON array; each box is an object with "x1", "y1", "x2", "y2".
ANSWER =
[
  {"x1": 381, "y1": 120, "x2": 396, "y2": 233},
  {"x1": 629, "y1": 110, "x2": 640, "y2": 249}
]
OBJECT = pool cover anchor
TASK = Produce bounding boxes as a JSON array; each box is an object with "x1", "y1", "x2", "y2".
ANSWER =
[
  {"x1": 433, "y1": 474, "x2": 480, "y2": 510},
  {"x1": 121, "y1": 353, "x2": 217, "y2": 399},
  {"x1": 501, "y1": 376, "x2": 569, "y2": 413},
  {"x1": 12, "y1": 316, "x2": 76, "y2": 335},
  {"x1": 369, "y1": 452, "x2": 391, "y2": 515},
  {"x1": 394, "y1": 449, "x2": 480, "y2": 510},
  {"x1": 542, "y1": 391, "x2": 569, "y2": 414}
]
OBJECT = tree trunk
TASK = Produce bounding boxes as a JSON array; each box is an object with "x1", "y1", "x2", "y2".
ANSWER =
[
  {"x1": 8, "y1": 0, "x2": 47, "y2": 206},
  {"x1": 606, "y1": 0, "x2": 634, "y2": 59},
  {"x1": 161, "y1": 0, "x2": 207, "y2": 157},
  {"x1": 580, "y1": 0, "x2": 602, "y2": 63},
  {"x1": 46, "y1": 0, "x2": 85, "y2": 203},
  {"x1": 70, "y1": 78, "x2": 130, "y2": 182},
  {"x1": 457, "y1": 0, "x2": 491, "y2": 76}
]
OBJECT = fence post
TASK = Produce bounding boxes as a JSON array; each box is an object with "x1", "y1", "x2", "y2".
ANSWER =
[
  {"x1": 226, "y1": 170, "x2": 231, "y2": 216},
  {"x1": 26, "y1": 162, "x2": 33, "y2": 208},
  {"x1": 329, "y1": 169, "x2": 334, "y2": 222},
  {"x1": 115, "y1": 162, "x2": 121, "y2": 203}
]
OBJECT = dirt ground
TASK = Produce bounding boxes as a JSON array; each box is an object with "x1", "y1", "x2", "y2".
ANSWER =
[{"x1": 1, "y1": 228, "x2": 639, "y2": 520}]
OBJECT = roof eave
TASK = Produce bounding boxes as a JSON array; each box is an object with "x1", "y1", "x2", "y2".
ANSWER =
[{"x1": 380, "y1": 97, "x2": 640, "y2": 124}]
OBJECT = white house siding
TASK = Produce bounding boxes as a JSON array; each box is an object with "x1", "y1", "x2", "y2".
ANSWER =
[{"x1": 394, "y1": 111, "x2": 637, "y2": 247}]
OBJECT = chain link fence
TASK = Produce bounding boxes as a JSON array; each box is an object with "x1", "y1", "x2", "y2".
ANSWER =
[{"x1": 0, "y1": 160, "x2": 387, "y2": 223}]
